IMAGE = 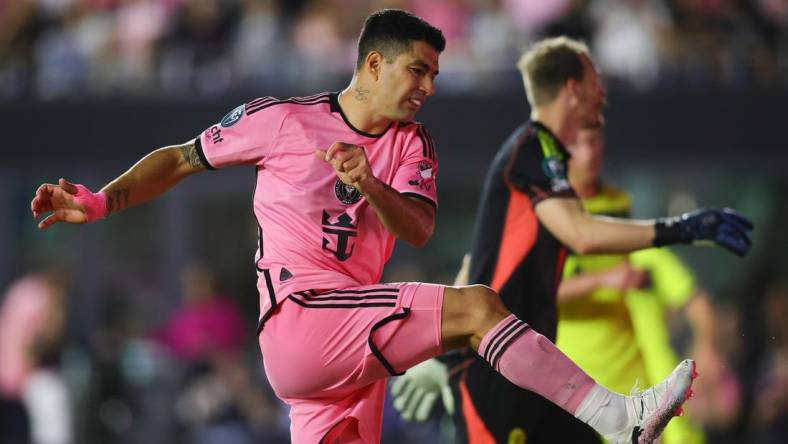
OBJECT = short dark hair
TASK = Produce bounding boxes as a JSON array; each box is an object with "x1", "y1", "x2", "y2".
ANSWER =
[
  {"x1": 517, "y1": 37, "x2": 589, "y2": 107},
  {"x1": 355, "y1": 9, "x2": 445, "y2": 71}
]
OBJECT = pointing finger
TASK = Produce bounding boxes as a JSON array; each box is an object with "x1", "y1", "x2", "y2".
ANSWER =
[
  {"x1": 325, "y1": 142, "x2": 359, "y2": 161},
  {"x1": 324, "y1": 142, "x2": 345, "y2": 161}
]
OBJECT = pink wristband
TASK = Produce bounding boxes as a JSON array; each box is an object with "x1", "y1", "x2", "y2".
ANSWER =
[{"x1": 73, "y1": 184, "x2": 107, "y2": 222}]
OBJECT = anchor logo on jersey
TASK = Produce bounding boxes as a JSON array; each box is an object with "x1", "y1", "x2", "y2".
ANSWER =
[{"x1": 321, "y1": 210, "x2": 358, "y2": 261}]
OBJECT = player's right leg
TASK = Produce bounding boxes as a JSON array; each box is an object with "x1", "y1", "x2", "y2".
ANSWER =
[{"x1": 440, "y1": 285, "x2": 696, "y2": 444}]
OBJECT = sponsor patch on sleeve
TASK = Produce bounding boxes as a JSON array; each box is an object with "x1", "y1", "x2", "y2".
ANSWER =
[
  {"x1": 406, "y1": 160, "x2": 436, "y2": 192},
  {"x1": 542, "y1": 156, "x2": 571, "y2": 192},
  {"x1": 220, "y1": 104, "x2": 246, "y2": 128}
]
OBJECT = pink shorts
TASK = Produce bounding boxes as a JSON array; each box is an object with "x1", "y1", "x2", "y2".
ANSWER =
[{"x1": 258, "y1": 282, "x2": 445, "y2": 443}]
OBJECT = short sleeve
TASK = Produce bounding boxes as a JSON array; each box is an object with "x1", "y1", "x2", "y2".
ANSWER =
[
  {"x1": 505, "y1": 128, "x2": 575, "y2": 205},
  {"x1": 391, "y1": 124, "x2": 438, "y2": 208},
  {"x1": 196, "y1": 98, "x2": 286, "y2": 169}
]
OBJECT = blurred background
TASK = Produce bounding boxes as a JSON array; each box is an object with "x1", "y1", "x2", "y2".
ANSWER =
[{"x1": 2, "y1": 0, "x2": 788, "y2": 443}]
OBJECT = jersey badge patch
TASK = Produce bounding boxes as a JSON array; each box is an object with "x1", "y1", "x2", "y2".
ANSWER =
[
  {"x1": 418, "y1": 160, "x2": 434, "y2": 179},
  {"x1": 542, "y1": 156, "x2": 571, "y2": 192},
  {"x1": 334, "y1": 179, "x2": 362, "y2": 205},
  {"x1": 542, "y1": 156, "x2": 566, "y2": 179},
  {"x1": 220, "y1": 104, "x2": 245, "y2": 128},
  {"x1": 407, "y1": 160, "x2": 436, "y2": 192}
]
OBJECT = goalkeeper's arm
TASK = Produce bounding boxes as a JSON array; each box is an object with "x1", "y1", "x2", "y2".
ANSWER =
[{"x1": 534, "y1": 198, "x2": 753, "y2": 257}]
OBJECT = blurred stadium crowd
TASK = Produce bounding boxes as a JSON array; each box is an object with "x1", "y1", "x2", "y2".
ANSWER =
[
  {"x1": 2, "y1": 2, "x2": 788, "y2": 444},
  {"x1": 1, "y1": 0, "x2": 788, "y2": 100}
]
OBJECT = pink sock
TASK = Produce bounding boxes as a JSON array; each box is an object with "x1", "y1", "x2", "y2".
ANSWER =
[{"x1": 477, "y1": 314, "x2": 596, "y2": 414}]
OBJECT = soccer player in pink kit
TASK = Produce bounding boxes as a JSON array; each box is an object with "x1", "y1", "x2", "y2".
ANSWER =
[{"x1": 30, "y1": 10, "x2": 749, "y2": 444}]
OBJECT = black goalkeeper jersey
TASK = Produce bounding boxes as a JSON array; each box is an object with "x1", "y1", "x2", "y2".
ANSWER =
[
  {"x1": 468, "y1": 120, "x2": 575, "y2": 341},
  {"x1": 449, "y1": 121, "x2": 600, "y2": 444}
]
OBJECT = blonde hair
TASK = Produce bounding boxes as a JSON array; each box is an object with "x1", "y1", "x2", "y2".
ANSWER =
[{"x1": 517, "y1": 37, "x2": 589, "y2": 107}]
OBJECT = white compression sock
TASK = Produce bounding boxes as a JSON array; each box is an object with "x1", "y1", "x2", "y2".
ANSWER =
[{"x1": 573, "y1": 383, "x2": 632, "y2": 437}]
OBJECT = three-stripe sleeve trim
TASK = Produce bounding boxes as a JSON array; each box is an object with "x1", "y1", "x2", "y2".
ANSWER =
[
  {"x1": 417, "y1": 124, "x2": 437, "y2": 161},
  {"x1": 246, "y1": 93, "x2": 332, "y2": 116}
]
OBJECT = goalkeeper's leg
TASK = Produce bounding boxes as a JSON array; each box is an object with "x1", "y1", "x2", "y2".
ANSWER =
[{"x1": 442, "y1": 285, "x2": 696, "y2": 444}]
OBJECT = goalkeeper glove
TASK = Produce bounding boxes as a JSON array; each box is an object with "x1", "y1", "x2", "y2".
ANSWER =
[
  {"x1": 653, "y1": 207, "x2": 753, "y2": 257},
  {"x1": 389, "y1": 358, "x2": 454, "y2": 422}
]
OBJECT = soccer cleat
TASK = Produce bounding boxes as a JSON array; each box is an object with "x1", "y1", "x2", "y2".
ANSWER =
[{"x1": 605, "y1": 359, "x2": 697, "y2": 444}]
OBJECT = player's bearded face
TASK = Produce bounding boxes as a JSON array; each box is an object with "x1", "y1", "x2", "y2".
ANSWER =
[{"x1": 379, "y1": 41, "x2": 440, "y2": 121}]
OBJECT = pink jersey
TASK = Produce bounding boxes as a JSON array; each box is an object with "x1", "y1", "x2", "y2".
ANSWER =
[
  {"x1": 0, "y1": 275, "x2": 53, "y2": 397},
  {"x1": 196, "y1": 92, "x2": 438, "y2": 322}
]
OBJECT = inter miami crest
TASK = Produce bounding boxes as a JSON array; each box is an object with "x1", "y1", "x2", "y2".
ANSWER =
[{"x1": 334, "y1": 179, "x2": 362, "y2": 205}]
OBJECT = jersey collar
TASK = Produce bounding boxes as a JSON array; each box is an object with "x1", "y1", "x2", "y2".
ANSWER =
[
  {"x1": 530, "y1": 120, "x2": 571, "y2": 158},
  {"x1": 330, "y1": 92, "x2": 392, "y2": 138}
]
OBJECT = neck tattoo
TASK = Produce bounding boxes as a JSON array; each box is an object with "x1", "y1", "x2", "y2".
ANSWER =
[{"x1": 353, "y1": 86, "x2": 370, "y2": 101}]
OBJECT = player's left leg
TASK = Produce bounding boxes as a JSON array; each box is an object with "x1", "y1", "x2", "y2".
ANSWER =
[
  {"x1": 440, "y1": 285, "x2": 597, "y2": 414},
  {"x1": 440, "y1": 284, "x2": 696, "y2": 444}
]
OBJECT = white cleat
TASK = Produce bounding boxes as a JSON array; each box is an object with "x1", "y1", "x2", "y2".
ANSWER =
[{"x1": 605, "y1": 359, "x2": 698, "y2": 444}]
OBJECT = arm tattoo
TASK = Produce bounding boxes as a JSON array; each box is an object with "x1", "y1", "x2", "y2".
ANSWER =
[
  {"x1": 353, "y1": 86, "x2": 370, "y2": 101},
  {"x1": 179, "y1": 143, "x2": 204, "y2": 169},
  {"x1": 105, "y1": 189, "x2": 130, "y2": 217}
]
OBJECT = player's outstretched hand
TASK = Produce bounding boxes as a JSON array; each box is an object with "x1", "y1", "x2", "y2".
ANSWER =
[
  {"x1": 654, "y1": 208, "x2": 754, "y2": 257},
  {"x1": 31, "y1": 178, "x2": 105, "y2": 230},
  {"x1": 390, "y1": 358, "x2": 454, "y2": 422},
  {"x1": 599, "y1": 263, "x2": 650, "y2": 291}
]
